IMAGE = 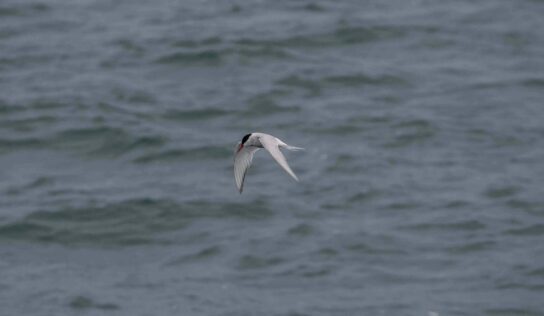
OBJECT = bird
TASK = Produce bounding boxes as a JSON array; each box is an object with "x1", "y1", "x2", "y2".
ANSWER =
[{"x1": 233, "y1": 132, "x2": 303, "y2": 193}]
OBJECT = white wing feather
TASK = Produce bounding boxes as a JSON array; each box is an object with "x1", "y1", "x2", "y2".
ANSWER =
[
  {"x1": 233, "y1": 145, "x2": 260, "y2": 193},
  {"x1": 259, "y1": 134, "x2": 299, "y2": 181}
]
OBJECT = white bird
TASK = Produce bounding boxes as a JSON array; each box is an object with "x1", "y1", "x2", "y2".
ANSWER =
[{"x1": 234, "y1": 132, "x2": 303, "y2": 193}]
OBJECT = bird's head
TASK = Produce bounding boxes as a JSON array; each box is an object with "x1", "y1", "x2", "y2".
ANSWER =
[{"x1": 236, "y1": 133, "x2": 252, "y2": 153}]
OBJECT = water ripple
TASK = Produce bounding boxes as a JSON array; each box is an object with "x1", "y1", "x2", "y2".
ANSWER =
[{"x1": 0, "y1": 198, "x2": 273, "y2": 246}]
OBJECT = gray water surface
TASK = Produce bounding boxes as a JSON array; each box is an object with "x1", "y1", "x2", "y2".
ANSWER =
[{"x1": 1, "y1": 1, "x2": 544, "y2": 315}]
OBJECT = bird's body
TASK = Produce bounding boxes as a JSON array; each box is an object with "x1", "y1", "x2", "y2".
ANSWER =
[{"x1": 233, "y1": 132, "x2": 303, "y2": 193}]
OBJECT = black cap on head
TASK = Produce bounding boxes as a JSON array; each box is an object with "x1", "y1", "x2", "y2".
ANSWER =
[{"x1": 241, "y1": 133, "x2": 251, "y2": 144}]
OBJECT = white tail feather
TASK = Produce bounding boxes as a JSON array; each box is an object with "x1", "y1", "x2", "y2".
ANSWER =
[{"x1": 285, "y1": 145, "x2": 305, "y2": 151}]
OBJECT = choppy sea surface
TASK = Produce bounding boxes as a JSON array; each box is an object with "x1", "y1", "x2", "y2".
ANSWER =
[{"x1": 1, "y1": 0, "x2": 544, "y2": 315}]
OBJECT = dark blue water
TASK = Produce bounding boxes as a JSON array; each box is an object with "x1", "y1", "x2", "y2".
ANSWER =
[{"x1": 1, "y1": 1, "x2": 544, "y2": 315}]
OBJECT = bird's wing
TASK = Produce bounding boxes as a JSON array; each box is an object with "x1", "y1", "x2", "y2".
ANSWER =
[
  {"x1": 260, "y1": 134, "x2": 299, "y2": 181},
  {"x1": 234, "y1": 145, "x2": 260, "y2": 193}
]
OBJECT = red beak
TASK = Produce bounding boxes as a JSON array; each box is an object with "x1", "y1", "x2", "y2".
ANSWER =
[{"x1": 237, "y1": 143, "x2": 243, "y2": 153}]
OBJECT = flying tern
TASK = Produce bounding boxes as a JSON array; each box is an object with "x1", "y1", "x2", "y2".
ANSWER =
[{"x1": 233, "y1": 132, "x2": 303, "y2": 193}]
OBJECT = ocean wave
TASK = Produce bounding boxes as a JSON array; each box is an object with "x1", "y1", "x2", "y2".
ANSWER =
[
  {"x1": 505, "y1": 224, "x2": 544, "y2": 236},
  {"x1": 400, "y1": 220, "x2": 486, "y2": 232},
  {"x1": 155, "y1": 50, "x2": 223, "y2": 65},
  {"x1": 162, "y1": 108, "x2": 231, "y2": 121},
  {"x1": 0, "y1": 198, "x2": 273, "y2": 247},
  {"x1": 235, "y1": 25, "x2": 406, "y2": 49},
  {"x1": 133, "y1": 145, "x2": 231, "y2": 163}
]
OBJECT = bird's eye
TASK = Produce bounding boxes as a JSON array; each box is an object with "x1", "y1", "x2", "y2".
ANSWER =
[{"x1": 241, "y1": 133, "x2": 251, "y2": 144}]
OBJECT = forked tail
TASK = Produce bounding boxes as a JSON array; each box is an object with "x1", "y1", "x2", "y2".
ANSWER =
[{"x1": 285, "y1": 145, "x2": 305, "y2": 151}]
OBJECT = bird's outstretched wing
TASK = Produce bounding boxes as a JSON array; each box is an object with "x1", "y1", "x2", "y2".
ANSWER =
[
  {"x1": 234, "y1": 145, "x2": 260, "y2": 193},
  {"x1": 259, "y1": 134, "x2": 299, "y2": 181}
]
